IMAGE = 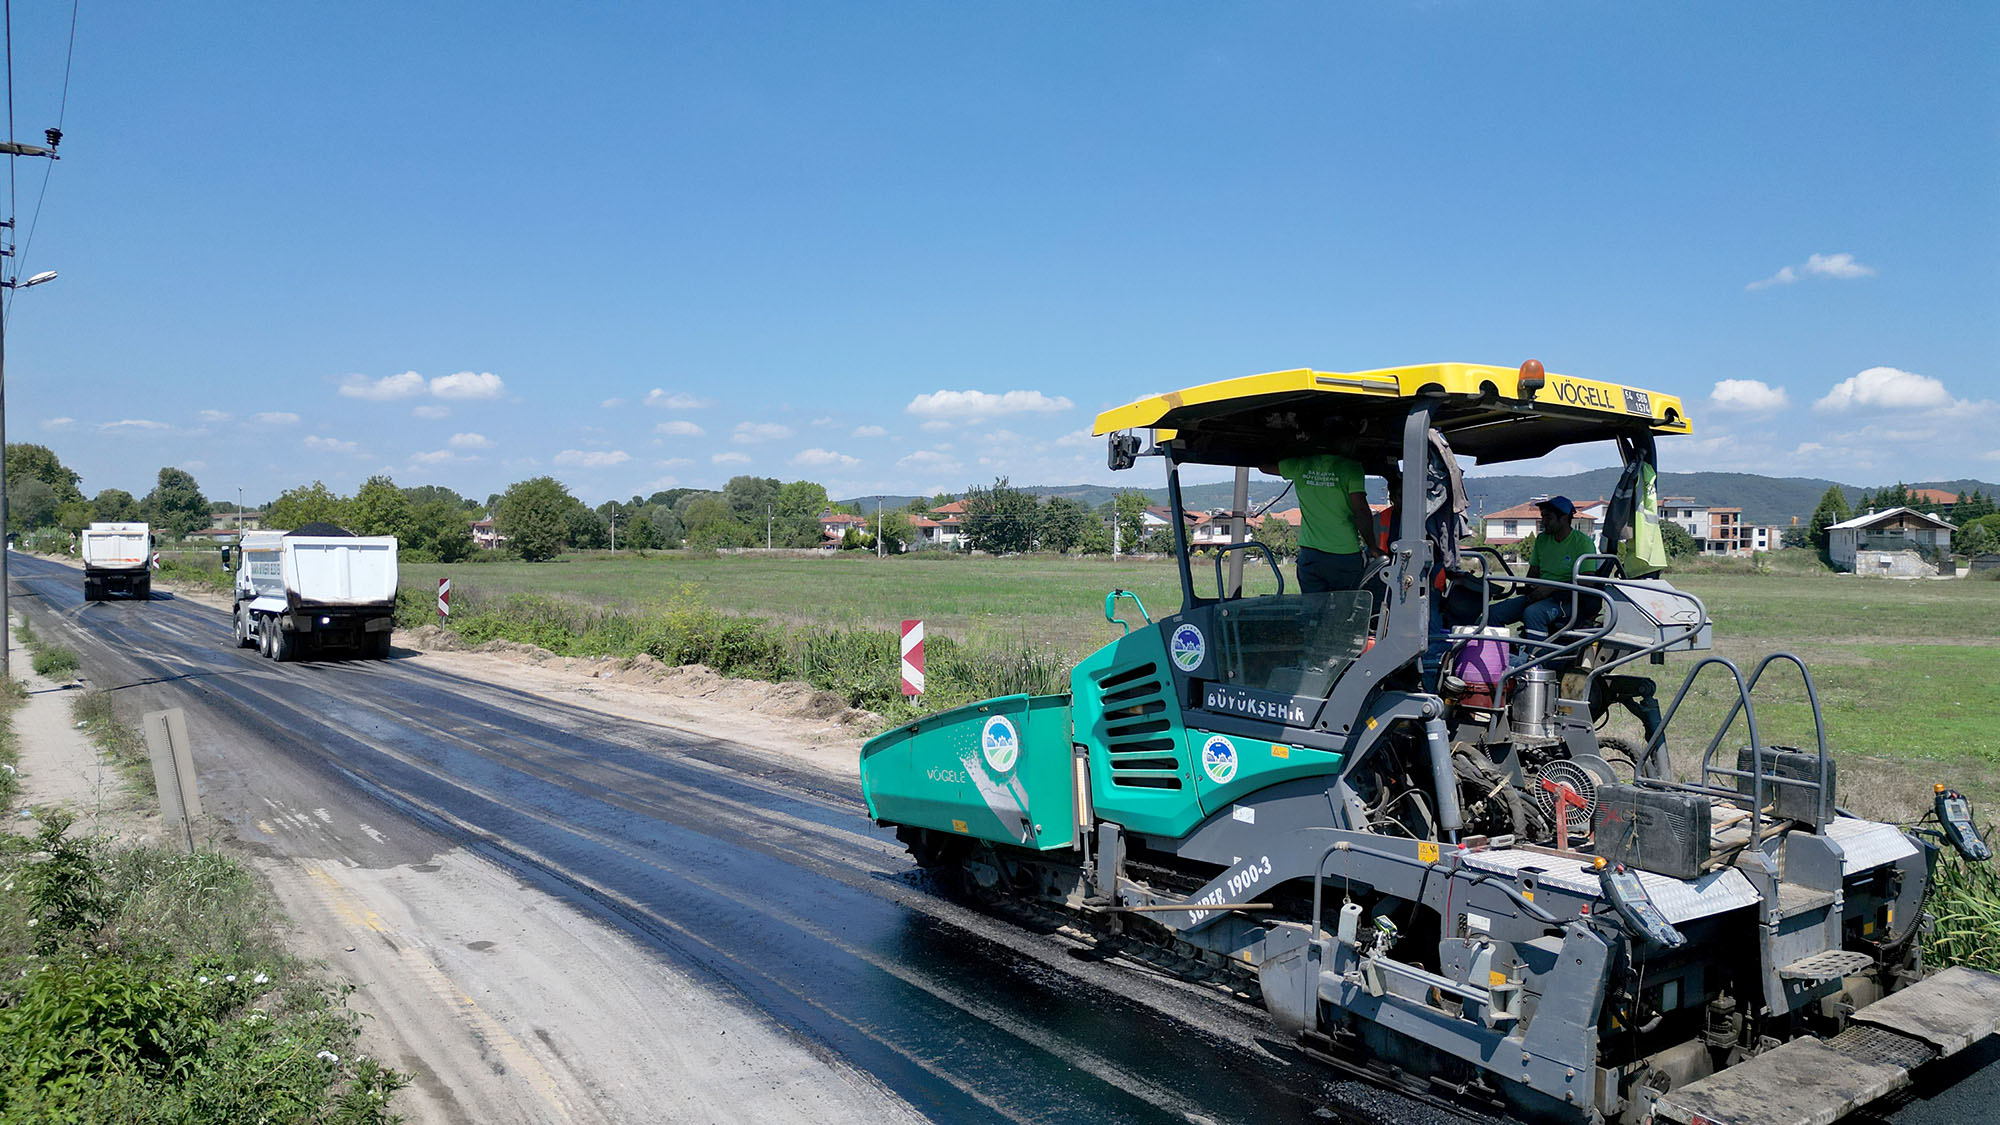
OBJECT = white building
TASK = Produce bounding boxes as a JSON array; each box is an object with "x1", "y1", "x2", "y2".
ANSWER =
[{"x1": 1827, "y1": 507, "x2": 1956, "y2": 576}]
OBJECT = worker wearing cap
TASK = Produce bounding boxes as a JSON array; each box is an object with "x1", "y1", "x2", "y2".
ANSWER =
[
  {"x1": 1487, "y1": 496, "x2": 1599, "y2": 645},
  {"x1": 1260, "y1": 454, "x2": 1383, "y2": 593}
]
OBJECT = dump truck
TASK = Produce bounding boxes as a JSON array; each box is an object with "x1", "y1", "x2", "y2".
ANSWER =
[
  {"x1": 860, "y1": 362, "x2": 2000, "y2": 1124},
  {"x1": 227, "y1": 524, "x2": 398, "y2": 661},
  {"x1": 80, "y1": 521, "x2": 153, "y2": 601}
]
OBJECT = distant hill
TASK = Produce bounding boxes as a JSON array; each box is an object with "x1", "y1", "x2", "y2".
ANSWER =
[{"x1": 844, "y1": 474, "x2": 2000, "y2": 526}]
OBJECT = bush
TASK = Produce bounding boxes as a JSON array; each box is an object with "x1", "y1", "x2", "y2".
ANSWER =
[
  {"x1": 1926, "y1": 849, "x2": 2000, "y2": 973},
  {"x1": 31, "y1": 646, "x2": 80, "y2": 679},
  {"x1": 0, "y1": 813, "x2": 407, "y2": 1121},
  {"x1": 408, "y1": 581, "x2": 1079, "y2": 722}
]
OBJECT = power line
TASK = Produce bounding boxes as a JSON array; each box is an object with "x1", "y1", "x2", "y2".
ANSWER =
[{"x1": 9, "y1": 0, "x2": 74, "y2": 321}]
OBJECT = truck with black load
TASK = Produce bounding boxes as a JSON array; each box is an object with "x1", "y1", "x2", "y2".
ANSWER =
[
  {"x1": 80, "y1": 521, "x2": 152, "y2": 601},
  {"x1": 860, "y1": 361, "x2": 2000, "y2": 1124},
  {"x1": 226, "y1": 523, "x2": 397, "y2": 661}
]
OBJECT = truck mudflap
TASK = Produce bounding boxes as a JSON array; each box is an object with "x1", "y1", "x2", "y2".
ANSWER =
[{"x1": 1650, "y1": 965, "x2": 2000, "y2": 1125}]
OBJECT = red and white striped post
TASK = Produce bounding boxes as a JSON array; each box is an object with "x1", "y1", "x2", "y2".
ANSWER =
[
  {"x1": 900, "y1": 619, "x2": 925, "y2": 697},
  {"x1": 149, "y1": 551, "x2": 161, "y2": 571},
  {"x1": 437, "y1": 577, "x2": 451, "y2": 624}
]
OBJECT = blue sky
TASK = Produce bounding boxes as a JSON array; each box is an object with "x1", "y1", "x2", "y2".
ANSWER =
[{"x1": 6, "y1": 2, "x2": 1996, "y2": 508}]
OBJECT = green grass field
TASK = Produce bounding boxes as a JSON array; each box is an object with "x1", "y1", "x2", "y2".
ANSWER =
[{"x1": 402, "y1": 551, "x2": 2000, "y2": 816}]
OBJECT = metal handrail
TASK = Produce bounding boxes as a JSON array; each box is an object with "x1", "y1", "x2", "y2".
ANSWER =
[
  {"x1": 1643, "y1": 657, "x2": 1773, "y2": 841},
  {"x1": 1209, "y1": 540, "x2": 1284, "y2": 600},
  {"x1": 1697, "y1": 652, "x2": 1833, "y2": 829}
]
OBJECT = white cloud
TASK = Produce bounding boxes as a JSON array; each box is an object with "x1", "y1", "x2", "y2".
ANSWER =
[
  {"x1": 1747, "y1": 252, "x2": 1876, "y2": 291},
  {"x1": 654, "y1": 420, "x2": 705, "y2": 437},
  {"x1": 182, "y1": 460, "x2": 207, "y2": 471},
  {"x1": 1053, "y1": 428, "x2": 1098, "y2": 447},
  {"x1": 1746, "y1": 266, "x2": 1797, "y2": 291},
  {"x1": 1803, "y1": 252, "x2": 1874, "y2": 280},
  {"x1": 41, "y1": 416, "x2": 73, "y2": 430},
  {"x1": 920, "y1": 419, "x2": 955, "y2": 433},
  {"x1": 792, "y1": 448, "x2": 859, "y2": 468},
  {"x1": 712, "y1": 451, "x2": 751, "y2": 465},
  {"x1": 199, "y1": 409, "x2": 233, "y2": 423},
  {"x1": 99, "y1": 419, "x2": 169, "y2": 431},
  {"x1": 733, "y1": 421, "x2": 793, "y2": 443},
  {"x1": 640, "y1": 475, "x2": 681, "y2": 492},
  {"x1": 655, "y1": 457, "x2": 694, "y2": 467},
  {"x1": 412, "y1": 404, "x2": 451, "y2": 419},
  {"x1": 905, "y1": 389, "x2": 1074, "y2": 419},
  {"x1": 1982, "y1": 449, "x2": 2000, "y2": 462},
  {"x1": 1814, "y1": 366, "x2": 1953, "y2": 412},
  {"x1": 600, "y1": 397, "x2": 627, "y2": 409},
  {"x1": 1790, "y1": 442, "x2": 1827, "y2": 458},
  {"x1": 339, "y1": 371, "x2": 427, "y2": 400},
  {"x1": 448, "y1": 432, "x2": 494, "y2": 450},
  {"x1": 810, "y1": 416, "x2": 836, "y2": 427},
  {"x1": 897, "y1": 449, "x2": 962, "y2": 473},
  {"x1": 411, "y1": 450, "x2": 466, "y2": 465},
  {"x1": 253, "y1": 411, "x2": 300, "y2": 425},
  {"x1": 306, "y1": 435, "x2": 360, "y2": 454},
  {"x1": 851, "y1": 424, "x2": 887, "y2": 438},
  {"x1": 554, "y1": 449, "x2": 630, "y2": 468},
  {"x1": 429, "y1": 371, "x2": 505, "y2": 400},
  {"x1": 1709, "y1": 379, "x2": 1790, "y2": 412},
  {"x1": 644, "y1": 389, "x2": 706, "y2": 409}
]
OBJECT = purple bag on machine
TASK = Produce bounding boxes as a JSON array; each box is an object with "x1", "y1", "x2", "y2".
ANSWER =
[{"x1": 1453, "y1": 638, "x2": 1509, "y2": 708}]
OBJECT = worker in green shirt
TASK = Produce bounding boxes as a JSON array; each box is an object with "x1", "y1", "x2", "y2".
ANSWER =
[
  {"x1": 1488, "y1": 495, "x2": 1599, "y2": 643},
  {"x1": 1260, "y1": 454, "x2": 1383, "y2": 593}
]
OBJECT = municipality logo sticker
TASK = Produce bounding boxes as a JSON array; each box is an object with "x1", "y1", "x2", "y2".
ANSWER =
[
  {"x1": 1169, "y1": 624, "x2": 1206, "y2": 672},
  {"x1": 1201, "y1": 735, "x2": 1238, "y2": 785},
  {"x1": 981, "y1": 716, "x2": 1020, "y2": 773}
]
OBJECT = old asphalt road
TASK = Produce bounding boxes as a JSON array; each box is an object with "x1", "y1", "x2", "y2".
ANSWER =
[{"x1": 8, "y1": 552, "x2": 1491, "y2": 1125}]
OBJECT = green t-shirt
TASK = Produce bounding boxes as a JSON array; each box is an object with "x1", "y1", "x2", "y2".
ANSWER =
[
  {"x1": 1531, "y1": 528, "x2": 1599, "y2": 583},
  {"x1": 1279, "y1": 454, "x2": 1366, "y2": 555}
]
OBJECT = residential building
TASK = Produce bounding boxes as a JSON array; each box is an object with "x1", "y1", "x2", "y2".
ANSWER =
[
  {"x1": 1702, "y1": 507, "x2": 1747, "y2": 555},
  {"x1": 470, "y1": 517, "x2": 506, "y2": 550},
  {"x1": 818, "y1": 511, "x2": 869, "y2": 545},
  {"x1": 1826, "y1": 507, "x2": 1956, "y2": 576},
  {"x1": 1660, "y1": 497, "x2": 1709, "y2": 541},
  {"x1": 923, "y1": 500, "x2": 968, "y2": 550},
  {"x1": 1910, "y1": 488, "x2": 1959, "y2": 519}
]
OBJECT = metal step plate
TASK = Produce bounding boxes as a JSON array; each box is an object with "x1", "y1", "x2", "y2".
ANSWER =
[
  {"x1": 1851, "y1": 965, "x2": 2000, "y2": 1055},
  {"x1": 1779, "y1": 949, "x2": 1876, "y2": 980}
]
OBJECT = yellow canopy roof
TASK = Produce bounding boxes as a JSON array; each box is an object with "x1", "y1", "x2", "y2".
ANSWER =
[{"x1": 1091, "y1": 362, "x2": 1692, "y2": 467}]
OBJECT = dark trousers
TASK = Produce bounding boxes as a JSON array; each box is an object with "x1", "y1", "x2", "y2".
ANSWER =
[{"x1": 1296, "y1": 547, "x2": 1364, "y2": 593}]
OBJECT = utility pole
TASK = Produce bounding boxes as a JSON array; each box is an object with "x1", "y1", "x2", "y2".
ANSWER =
[
  {"x1": 766, "y1": 504, "x2": 773, "y2": 550},
  {"x1": 0, "y1": 130, "x2": 61, "y2": 682},
  {"x1": 876, "y1": 504, "x2": 883, "y2": 558},
  {"x1": 608, "y1": 514, "x2": 618, "y2": 552}
]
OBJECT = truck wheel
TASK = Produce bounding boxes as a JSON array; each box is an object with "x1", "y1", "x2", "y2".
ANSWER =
[
  {"x1": 271, "y1": 625, "x2": 295, "y2": 663},
  {"x1": 259, "y1": 619, "x2": 275, "y2": 658},
  {"x1": 234, "y1": 607, "x2": 254, "y2": 649},
  {"x1": 367, "y1": 632, "x2": 393, "y2": 660},
  {"x1": 82, "y1": 580, "x2": 99, "y2": 602},
  {"x1": 136, "y1": 577, "x2": 152, "y2": 600}
]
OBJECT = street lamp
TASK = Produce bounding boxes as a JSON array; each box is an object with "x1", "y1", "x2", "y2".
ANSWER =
[{"x1": 0, "y1": 268, "x2": 60, "y2": 680}]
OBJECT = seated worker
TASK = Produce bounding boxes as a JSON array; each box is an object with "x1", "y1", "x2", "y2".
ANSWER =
[
  {"x1": 1486, "y1": 496, "x2": 1600, "y2": 646},
  {"x1": 1259, "y1": 454, "x2": 1384, "y2": 593}
]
